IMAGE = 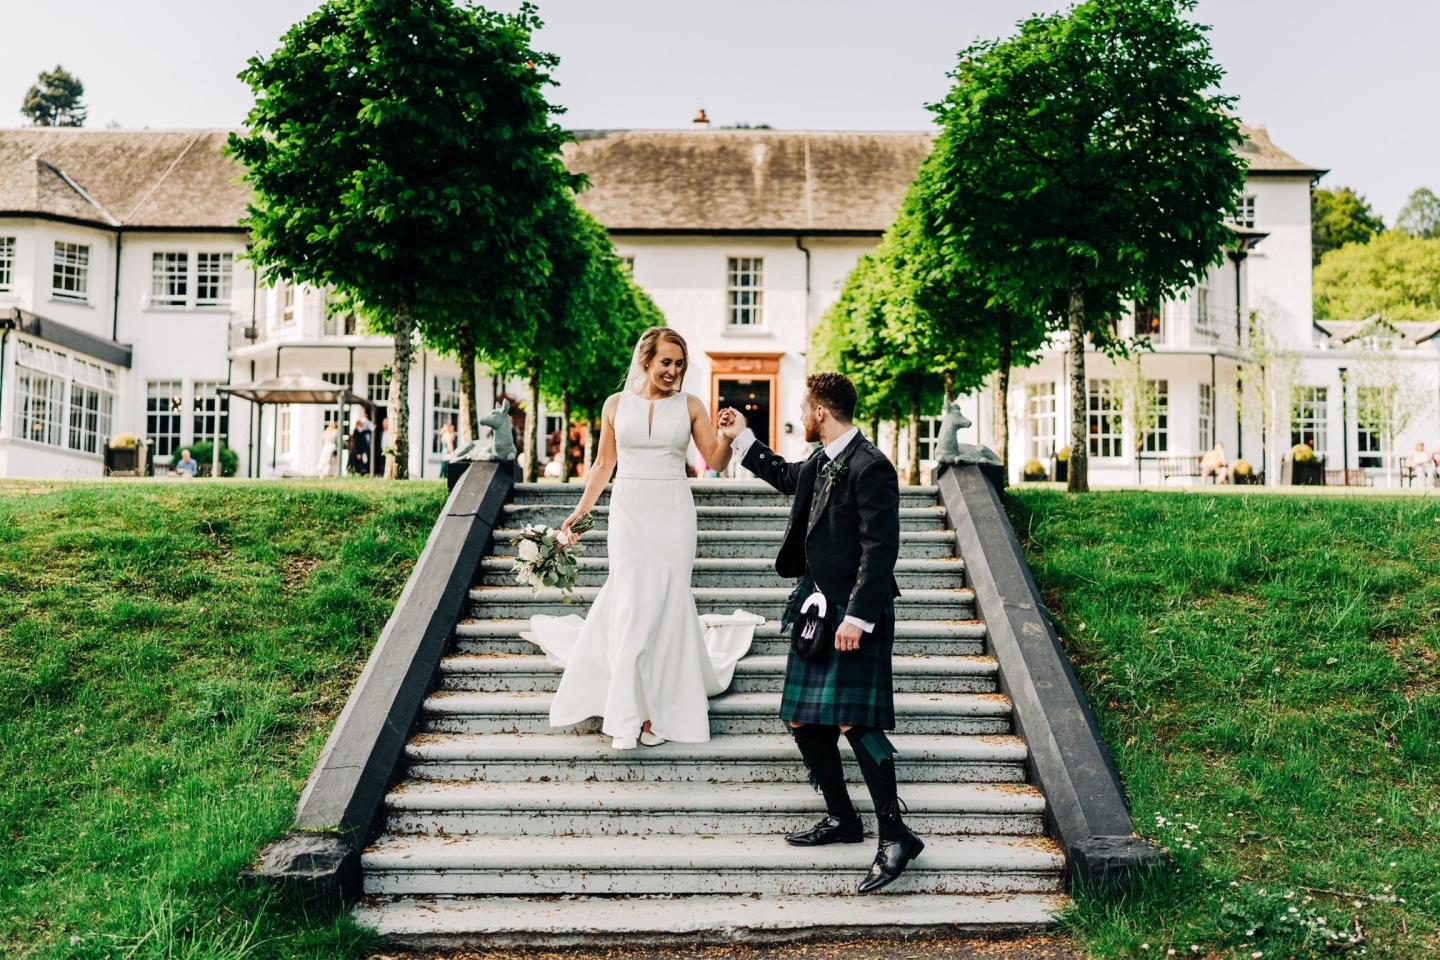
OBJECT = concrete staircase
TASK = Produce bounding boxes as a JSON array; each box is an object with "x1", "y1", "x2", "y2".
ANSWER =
[{"x1": 353, "y1": 481, "x2": 1067, "y2": 947}]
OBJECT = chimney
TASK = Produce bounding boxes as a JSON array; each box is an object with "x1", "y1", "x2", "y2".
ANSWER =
[{"x1": 692, "y1": 108, "x2": 710, "y2": 130}]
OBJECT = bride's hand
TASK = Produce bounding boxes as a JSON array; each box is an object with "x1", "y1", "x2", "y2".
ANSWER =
[{"x1": 561, "y1": 509, "x2": 587, "y2": 540}]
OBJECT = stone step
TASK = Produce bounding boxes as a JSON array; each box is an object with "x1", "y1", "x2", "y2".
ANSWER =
[
  {"x1": 437, "y1": 653, "x2": 999, "y2": 695},
  {"x1": 501, "y1": 503, "x2": 950, "y2": 532},
  {"x1": 453, "y1": 618, "x2": 988, "y2": 658},
  {"x1": 510, "y1": 480, "x2": 942, "y2": 508},
  {"x1": 360, "y1": 833, "x2": 1066, "y2": 896},
  {"x1": 419, "y1": 690, "x2": 1012, "y2": 736},
  {"x1": 352, "y1": 892, "x2": 1067, "y2": 950},
  {"x1": 403, "y1": 732, "x2": 1028, "y2": 784},
  {"x1": 383, "y1": 780, "x2": 1047, "y2": 837},
  {"x1": 467, "y1": 586, "x2": 976, "y2": 621},
  {"x1": 477, "y1": 555, "x2": 966, "y2": 589},
  {"x1": 490, "y1": 527, "x2": 957, "y2": 560}
]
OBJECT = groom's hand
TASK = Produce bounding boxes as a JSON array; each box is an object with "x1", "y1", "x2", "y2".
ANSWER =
[{"x1": 835, "y1": 621, "x2": 863, "y2": 652}]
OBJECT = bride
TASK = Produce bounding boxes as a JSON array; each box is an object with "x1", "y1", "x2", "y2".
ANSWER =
[{"x1": 525, "y1": 327, "x2": 760, "y2": 750}]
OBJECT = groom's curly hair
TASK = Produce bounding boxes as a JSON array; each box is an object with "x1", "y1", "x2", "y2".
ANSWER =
[{"x1": 806, "y1": 372, "x2": 857, "y2": 423}]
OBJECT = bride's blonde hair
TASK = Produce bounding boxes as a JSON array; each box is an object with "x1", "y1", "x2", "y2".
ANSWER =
[{"x1": 629, "y1": 326, "x2": 689, "y2": 393}]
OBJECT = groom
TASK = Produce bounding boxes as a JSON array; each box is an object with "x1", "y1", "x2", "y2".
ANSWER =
[{"x1": 719, "y1": 372, "x2": 923, "y2": 894}]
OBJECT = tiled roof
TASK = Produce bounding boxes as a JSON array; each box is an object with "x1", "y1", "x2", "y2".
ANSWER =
[{"x1": 0, "y1": 123, "x2": 1320, "y2": 233}]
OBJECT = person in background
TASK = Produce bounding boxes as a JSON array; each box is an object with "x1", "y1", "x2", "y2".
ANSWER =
[
  {"x1": 379, "y1": 417, "x2": 395, "y2": 477},
  {"x1": 350, "y1": 415, "x2": 373, "y2": 476},
  {"x1": 439, "y1": 422, "x2": 458, "y2": 480},
  {"x1": 175, "y1": 449, "x2": 199, "y2": 478},
  {"x1": 1405, "y1": 441, "x2": 1433, "y2": 485},
  {"x1": 316, "y1": 423, "x2": 340, "y2": 477}
]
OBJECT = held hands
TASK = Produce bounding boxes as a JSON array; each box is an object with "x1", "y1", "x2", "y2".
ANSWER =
[
  {"x1": 835, "y1": 620, "x2": 864, "y2": 653},
  {"x1": 717, "y1": 407, "x2": 747, "y2": 439}
]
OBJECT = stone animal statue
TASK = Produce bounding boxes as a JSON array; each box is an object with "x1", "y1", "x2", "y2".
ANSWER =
[
  {"x1": 453, "y1": 399, "x2": 518, "y2": 462},
  {"x1": 934, "y1": 398, "x2": 1002, "y2": 466}
]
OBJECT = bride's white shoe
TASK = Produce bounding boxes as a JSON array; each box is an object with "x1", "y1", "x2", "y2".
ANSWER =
[
  {"x1": 612, "y1": 735, "x2": 638, "y2": 751},
  {"x1": 639, "y1": 730, "x2": 666, "y2": 747}
]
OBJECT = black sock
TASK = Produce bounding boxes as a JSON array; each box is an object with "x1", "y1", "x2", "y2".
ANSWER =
[
  {"x1": 844, "y1": 727, "x2": 907, "y2": 842},
  {"x1": 791, "y1": 724, "x2": 857, "y2": 821}
]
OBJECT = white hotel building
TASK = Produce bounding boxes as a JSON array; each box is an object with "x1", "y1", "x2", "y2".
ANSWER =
[{"x1": 1, "y1": 123, "x2": 1436, "y2": 484}]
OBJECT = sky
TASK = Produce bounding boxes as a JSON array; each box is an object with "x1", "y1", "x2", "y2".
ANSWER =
[{"x1": 3, "y1": 0, "x2": 1435, "y2": 222}]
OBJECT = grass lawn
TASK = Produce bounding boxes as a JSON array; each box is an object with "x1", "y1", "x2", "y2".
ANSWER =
[
  {"x1": 1008, "y1": 489, "x2": 1439, "y2": 959},
  {"x1": 0, "y1": 479, "x2": 446, "y2": 960},
  {"x1": 3, "y1": 481, "x2": 1435, "y2": 959}
]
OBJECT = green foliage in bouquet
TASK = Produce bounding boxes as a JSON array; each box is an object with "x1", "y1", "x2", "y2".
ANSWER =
[{"x1": 509, "y1": 513, "x2": 595, "y2": 598}]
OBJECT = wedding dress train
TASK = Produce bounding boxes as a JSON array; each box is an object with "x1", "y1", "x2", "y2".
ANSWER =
[{"x1": 524, "y1": 390, "x2": 761, "y2": 743}]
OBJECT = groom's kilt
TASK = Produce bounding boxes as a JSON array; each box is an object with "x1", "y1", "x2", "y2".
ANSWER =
[{"x1": 779, "y1": 604, "x2": 896, "y2": 729}]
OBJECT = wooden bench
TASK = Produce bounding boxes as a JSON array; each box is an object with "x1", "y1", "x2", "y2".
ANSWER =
[
  {"x1": 1325, "y1": 468, "x2": 1373, "y2": 487},
  {"x1": 1158, "y1": 455, "x2": 1206, "y2": 484}
]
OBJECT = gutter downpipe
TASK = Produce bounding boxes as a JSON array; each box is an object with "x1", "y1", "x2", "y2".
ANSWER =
[{"x1": 111, "y1": 229, "x2": 123, "y2": 341}]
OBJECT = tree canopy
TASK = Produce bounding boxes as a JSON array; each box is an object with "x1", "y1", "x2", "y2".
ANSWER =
[
  {"x1": 1313, "y1": 231, "x2": 1440, "y2": 322},
  {"x1": 1311, "y1": 187, "x2": 1386, "y2": 264},
  {"x1": 1394, "y1": 187, "x2": 1440, "y2": 239},
  {"x1": 918, "y1": 0, "x2": 1245, "y2": 490},
  {"x1": 21, "y1": 66, "x2": 86, "y2": 127},
  {"x1": 230, "y1": 0, "x2": 576, "y2": 478}
]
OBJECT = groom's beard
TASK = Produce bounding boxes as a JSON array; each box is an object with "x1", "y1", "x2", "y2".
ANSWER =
[{"x1": 804, "y1": 418, "x2": 820, "y2": 443}]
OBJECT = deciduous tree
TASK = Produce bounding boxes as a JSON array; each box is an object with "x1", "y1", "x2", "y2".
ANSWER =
[
  {"x1": 1311, "y1": 187, "x2": 1385, "y2": 264},
  {"x1": 1314, "y1": 231, "x2": 1440, "y2": 322}
]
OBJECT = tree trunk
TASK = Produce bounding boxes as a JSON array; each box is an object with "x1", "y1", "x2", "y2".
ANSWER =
[
  {"x1": 525, "y1": 365, "x2": 542, "y2": 482},
  {"x1": 889, "y1": 412, "x2": 901, "y2": 465},
  {"x1": 907, "y1": 391, "x2": 921, "y2": 486},
  {"x1": 1066, "y1": 281, "x2": 1089, "y2": 493},
  {"x1": 392, "y1": 304, "x2": 414, "y2": 481},
  {"x1": 560, "y1": 391, "x2": 573, "y2": 482},
  {"x1": 868, "y1": 414, "x2": 880, "y2": 443},
  {"x1": 995, "y1": 330, "x2": 1012, "y2": 471},
  {"x1": 458, "y1": 324, "x2": 479, "y2": 443}
]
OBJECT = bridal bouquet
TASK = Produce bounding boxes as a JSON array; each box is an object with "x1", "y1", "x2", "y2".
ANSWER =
[{"x1": 510, "y1": 513, "x2": 595, "y2": 596}]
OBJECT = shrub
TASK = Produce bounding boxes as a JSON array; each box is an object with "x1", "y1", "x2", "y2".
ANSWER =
[
  {"x1": 187, "y1": 441, "x2": 239, "y2": 478},
  {"x1": 109, "y1": 433, "x2": 143, "y2": 449},
  {"x1": 1023, "y1": 458, "x2": 1048, "y2": 480},
  {"x1": 1291, "y1": 443, "x2": 1316, "y2": 463},
  {"x1": 1232, "y1": 459, "x2": 1254, "y2": 476},
  {"x1": 1055, "y1": 445, "x2": 1072, "y2": 462}
]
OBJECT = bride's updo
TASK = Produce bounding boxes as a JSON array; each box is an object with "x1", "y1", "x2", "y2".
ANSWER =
[{"x1": 633, "y1": 326, "x2": 689, "y2": 393}]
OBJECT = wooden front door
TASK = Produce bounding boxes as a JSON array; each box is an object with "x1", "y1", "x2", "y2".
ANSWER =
[{"x1": 708, "y1": 353, "x2": 783, "y2": 457}]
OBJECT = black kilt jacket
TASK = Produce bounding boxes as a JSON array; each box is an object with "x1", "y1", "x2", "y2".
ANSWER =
[{"x1": 741, "y1": 431, "x2": 902, "y2": 728}]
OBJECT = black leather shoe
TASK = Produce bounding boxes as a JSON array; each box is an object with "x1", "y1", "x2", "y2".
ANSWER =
[
  {"x1": 785, "y1": 815, "x2": 865, "y2": 846},
  {"x1": 857, "y1": 827, "x2": 925, "y2": 893}
]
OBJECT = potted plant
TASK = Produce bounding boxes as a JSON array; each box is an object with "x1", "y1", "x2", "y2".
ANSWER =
[
  {"x1": 1053, "y1": 445, "x2": 1071, "y2": 484},
  {"x1": 1280, "y1": 443, "x2": 1325, "y2": 486},
  {"x1": 103, "y1": 434, "x2": 149, "y2": 476},
  {"x1": 1022, "y1": 458, "x2": 1049, "y2": 482},
  {"x1": 1232, "y1": 459, "x2": 1260, "y2": 485}
]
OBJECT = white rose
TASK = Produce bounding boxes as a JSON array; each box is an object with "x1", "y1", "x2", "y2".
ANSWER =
[{"x1": 518, "y1": 539, "x2": 541, "y2": 562}]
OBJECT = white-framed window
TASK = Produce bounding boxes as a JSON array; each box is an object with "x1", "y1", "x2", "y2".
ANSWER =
[
  {"x1": 150, "y1": 252, "x2": 189, "y2": 307},
  {"x1": 68, "y1": 360, "x2": 116, "y2": 454},
  {"x1": 281, "y1": 284, "x2": 297, "y2": 324},
  {"x1": 52, "y1": 242, "x2": 90, "y2": 302},
  {"x1": 196, "y1": 252, "x2": 234, "y2": 307},
  {"x1": 1238, "y1": 195, "x2": 1256, "y2": 228},
  {"x1": 1198, "y1": 382, "x2": 1214, "y2": 451},
  {"x1": 0, "y1": 236, "x2": 14, "y2": 290},
  {"x1": 1025, "y1": 382, "x2": 1057, "y2": 461},
  {"x1": 13, "y1": 342, "x2": 67, "y2": 446},
  {"x1": 1134, "y1": 299, "x2": 1162, "y2": 340},
  {"x1": 1356, "y1": 386, "x2": 1388, "y2": 469},
  {"x1": 726, "y1": 257, "x2": 764, "y2": 327},
  {"x1": 1142, "y1": 379, "x2": 1169, "y2": 454},
  {"x1": 917, "y1": 416, "x2": 943, "y2": 462},
  {"x1": 1087, "y1": 378, "x2": 1124, "y2": 459},
  {"x1": 146, "y1": 380, "x2": 184, "y2": 456},
  {"x1": 192, "y1": 381, "x2": 231, "y2": 446},
  {"x1": 1193, "y1": 281, "x2": 1215, "y2": 338},
  {"x1": 322, "y1": 371, "x2": 353, "y2": 428},
  {"x1": 1290, "y1": 386, "x2": 1328, "y2": 457},
  {"x1": 432, "y1": 375, "x2": 461, "y2": 455},
  {"x1": 367, "y1": 371, "x2": 391, "y2": 408}
]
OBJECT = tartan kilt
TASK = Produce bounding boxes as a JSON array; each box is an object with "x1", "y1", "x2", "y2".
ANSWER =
[{"x1": 779, "y1": 603, "x2": 895, "y2": 729}]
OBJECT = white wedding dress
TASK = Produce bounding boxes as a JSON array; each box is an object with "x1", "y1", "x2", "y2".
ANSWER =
[{"x1": 524, "y1": 390, "x2": 761, "y2": 743}]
